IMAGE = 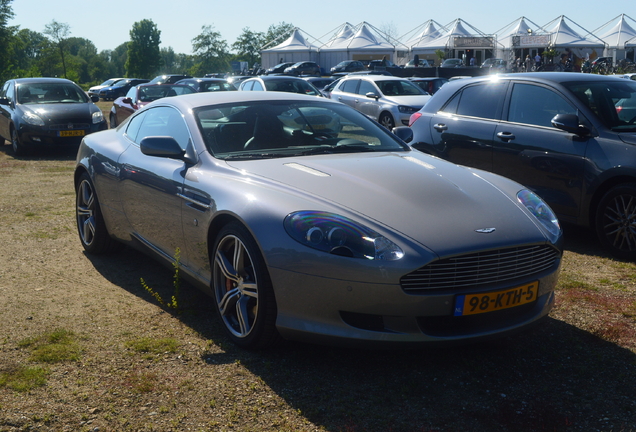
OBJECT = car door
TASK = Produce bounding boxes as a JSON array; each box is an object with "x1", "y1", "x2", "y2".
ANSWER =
[
  {"x1": 427, "y1": 81, "x2": 508, "y2": 170},
  {"x1": 492, "y1": 82, "x2": 588, "y2": 220},
  {"x1": 356, "y1": 79, "x2": 382, "y2": 120},
  {"x1": 118, "y1": 106, "x2": 191, "y2": 257},
  {"x1": 333, "y1": 79, "x2": 360, "y2": 110}
]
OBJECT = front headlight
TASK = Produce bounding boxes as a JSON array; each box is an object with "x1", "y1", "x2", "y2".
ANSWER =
[
  {"x1": 398, "y1": 105, "x2": 420, "y2": 114},
  {"x1": 517, "y1": 189, "x2": 561, "y2": 242},
  {"x1": 22, "y1": 111, "x2": 45, "y2": 126},
  {"x1": 284, "y1": 211, "x2": 404, "y2": 260},
  {"x1": 92, "y1": 110, "x2": 104, "y2": 124}
]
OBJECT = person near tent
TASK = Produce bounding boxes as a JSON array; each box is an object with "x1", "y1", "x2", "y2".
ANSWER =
[
  {"x1": 470, "y1": 57, "x2": 475, "y2": 66},
  {"x1": 535, "y1": 53, "x2": 542, "y2": 70},
  {"x1": 525, "y1": 55, "x2": 532, "y2": 72}
]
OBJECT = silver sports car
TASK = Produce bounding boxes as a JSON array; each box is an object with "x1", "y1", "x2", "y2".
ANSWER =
[{"x1": 75, "y1": 91, "x2": 563, "y2": 349}]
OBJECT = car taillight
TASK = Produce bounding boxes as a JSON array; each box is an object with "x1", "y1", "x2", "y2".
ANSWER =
[{"x1": 409, "y1": 112, "x2": 423, "y2": 127}]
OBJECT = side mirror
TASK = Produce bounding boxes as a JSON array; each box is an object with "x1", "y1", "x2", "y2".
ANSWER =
[
  {"x1": 0, "y1": 97, "x2": 9, "y2": 106},
  {"x1": 551, "y1": 113, "x2": 591, "y2": 136},
  {"x1": 122, "y1": 97, "x2": 133, "y2": 106},
  {"x1": 90, "y1": 95, "x2": 99, "y2": 103},
  {"x1": 392, "y1": 126, "x2": 413, "y2": 143},
  {"x1": 140, "y1": 136, "x2": 186, "y2": 160},
  {"x1": 365, "y1": 92, "x2": 379, "y2": 100}
]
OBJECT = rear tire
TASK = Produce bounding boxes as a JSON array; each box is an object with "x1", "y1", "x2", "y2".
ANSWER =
[
  {"x1": 109, "y1": 113, "x2": 117, "y2": 129},
  {"x1": 76, "y1": 172, "x2": 120, "y2": 254},
  {"x1": 595, "y1": 183, "x2": 636, "y2": 260}
]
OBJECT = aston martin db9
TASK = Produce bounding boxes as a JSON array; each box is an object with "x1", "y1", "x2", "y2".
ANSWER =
[{"x1": 74, "y1": 91, "x2": 562, "y2": 349}]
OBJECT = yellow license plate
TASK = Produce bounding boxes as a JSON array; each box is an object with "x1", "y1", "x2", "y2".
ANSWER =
[
  {"x1": 454, "y1": 282, "x2": 538, "y2": 316},
  {"x1": 59, "y1": 130, "x2": 85, "y2": 137}
]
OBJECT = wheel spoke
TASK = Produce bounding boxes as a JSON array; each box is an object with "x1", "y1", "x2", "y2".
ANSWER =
[
  {"x1": 215, "y1": 248, "x2": 240, "y2": 283},
  {"x1": 218, "y1": 287, "x2": 240, "y2": 316}
]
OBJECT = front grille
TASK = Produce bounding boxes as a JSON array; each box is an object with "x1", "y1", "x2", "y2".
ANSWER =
[
  {"x1": 401, "y1": 245, "x2": 559, "y2": 293},
  {"x1": 49, "y1": 123, "x2": 90, "y2": 131}
]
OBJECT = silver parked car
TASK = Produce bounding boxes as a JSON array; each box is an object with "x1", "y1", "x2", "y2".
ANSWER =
[
  {"x1": 74, "y1": 91, "x2": 562, "y2": 349},
  {"x1": 330, "y1": 75, "x2": 431, "y2": 129}
]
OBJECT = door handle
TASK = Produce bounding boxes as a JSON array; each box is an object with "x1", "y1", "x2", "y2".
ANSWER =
[
  {"x1": 433, "y1": 123, "x2": 448, "y2": 132},
  {"x1": 497, "y1": 131, "x2": 516, "y2": 142}
]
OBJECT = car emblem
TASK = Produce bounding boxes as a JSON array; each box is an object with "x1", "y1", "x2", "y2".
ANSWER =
[
  {"x1": 475, "y1": 228, "x2": 496, "y2": 233},
  {"x1": 68, "y1": 123, "x2": 74, "y2": 129}
]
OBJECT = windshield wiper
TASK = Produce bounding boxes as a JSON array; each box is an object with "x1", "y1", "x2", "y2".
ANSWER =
[{"x1": 223, "y1": 153, "x2": 282, "y2": 161}]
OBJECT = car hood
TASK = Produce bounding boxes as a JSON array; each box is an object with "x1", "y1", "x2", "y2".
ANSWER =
[
  {"x1": 20, "y1": 103, "x2": 97, "y2": 123},
  {"x1": 226, "y1": 152, "x2": 550, "y2": 257},
  {"x1": 380, "y1": 94, "x2": 431, "y2": 107}
]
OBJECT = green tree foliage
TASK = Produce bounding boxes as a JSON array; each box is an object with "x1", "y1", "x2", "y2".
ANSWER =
[
  {"x1": 43, "y1": 20, "x2": 70, "y2": 78},
  {"x1": 191, "y1": 25, "x2": 229, "y2": 76},
  {"x1": 263, "y1": 22, "x2": 295, "y2": 48},
  {"x1": 0, "y1": 0, "x2": 15, "y2": 82},
  {"x1": 125, "y1": 19, "x2": 162, "y2": 78},
  {"x1": 231, "y1": 27, "x2": 265, "y2": 66},
  {"x1": 10, "y1": 28, "x2": 46, "y2": 77}
]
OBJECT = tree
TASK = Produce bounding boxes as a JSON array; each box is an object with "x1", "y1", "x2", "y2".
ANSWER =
[
  {"x1": 231, "y1": 27, "x2": 264, "y2": 66},
  {"x1": 262, "y1": 22, "x2": 294, "y2": 48},
  {"x1": 10, "y1": 28, "x2": 46, "y2": 77},
  {"x1": 43, "y1": 20, "x2": 70, "y2": 78},
  {"x1": 191, "y1": 25, "x2": 229, "y2": 75},
  {"x1": 125, "y1": 19, "x2": 162, "y2": 78},
  {"x1": 0, "y1": 0, "x2": 15, "y2": 82}
]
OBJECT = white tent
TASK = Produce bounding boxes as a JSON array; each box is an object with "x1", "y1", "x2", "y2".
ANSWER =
[
  {"x1": 261, "y1": 28, "x2": 321, "y2": 69},
  {"x1": 541, "y1": 16, "x2": 606, "y2": 63},
  {"x1": 319, "y1": 22, "x2": 406, "y2": 69},
  {"x1": 593, "y1": 14, "x2": 636, "y2": 60},
  {"x1": 403, "y1": 20, "x2": 445, "y2": 51},
  {"x1": 407, "y1": 19, "x2": 489, "y2": 53},
  {"x1": 493, "y1": 17, "x2": 549, "y2": 65}
]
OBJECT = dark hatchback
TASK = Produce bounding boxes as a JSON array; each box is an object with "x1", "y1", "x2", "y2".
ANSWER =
[
  {"x1": 0, "y1": 77, "x2": 107, "y2": 155},
  {"x1": 99, "y1": 78, "x2": 150, "y2": 101},
  {"x1": 174, "y1": 78, "x2": 236, "y2": 93},
  {"x1": 407, "y1": 72, "x2": 636, "y2": 259}
]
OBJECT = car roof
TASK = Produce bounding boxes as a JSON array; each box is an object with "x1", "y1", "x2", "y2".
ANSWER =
[
  {"x1": 340, "y1": 75, "x2": 407, "y2": 82},
  {"x1": 252, "y1": 75, "x2": 307, "y2": 81},
  {"x1": 14, "y1": 77, "x2": 76, "y2": 85},
  {"x1": 148, "y1": 89, "x2": 340, "y2": 111}
]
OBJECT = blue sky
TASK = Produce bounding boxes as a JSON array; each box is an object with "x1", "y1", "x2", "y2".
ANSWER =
[{"x1": 9, "y1": 0, "x2": 631, "y2": 54}]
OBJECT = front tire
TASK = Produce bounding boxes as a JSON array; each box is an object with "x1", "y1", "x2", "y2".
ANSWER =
[
  {"x1": 109, "y1": 113, "x2": 117, "y2": 129},
  {"x1": 596, "y1": 183, "x2": 636, "y2": 260},
  {"x1": 76, "y1": 172, "x2": 120, "y2": 254},
  {"x1": 379, "y1": 112, "x2": 395, "y2": 130},
  {"x1": 212, "y1": 222, "x2": 281, "y2": 349},
  {"x1": 11, "y1": 126, "x2": 26, "y2": 156}
]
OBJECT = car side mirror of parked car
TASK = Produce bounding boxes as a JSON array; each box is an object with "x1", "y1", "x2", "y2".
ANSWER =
[
  {"x1": 0, "y1": 97, "x2": 9, "y2": 106},
  {"x1": 140, "y1": 136, "x2": 189, "y2": 161},
  {"x1": 551, "y1": 114, "x2": 591, "y2": 136},
  {"x1": 90, "y1": 95, "x2": 99, "y2": 103},
  {"x1": 365, "y1": 92, "x2": 379, "y2": 100},
  {"x1": 122, "y1": 97, "x2": 133, "y2": 106},
  {"x1": 392, "y1": 126, "x2": 413, "y2": 143}
]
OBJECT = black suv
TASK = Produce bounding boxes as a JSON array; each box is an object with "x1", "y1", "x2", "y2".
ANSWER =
[{"x1": 407, "y1": 72, "x2": 636, "y2": 259}]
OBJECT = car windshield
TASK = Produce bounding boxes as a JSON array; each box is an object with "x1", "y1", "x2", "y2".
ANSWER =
[
  {"x1": 195, "y1": 100, "x2": 408, "y2": 160},
  {"x1": 563, "y1": 79, "x2": 636, "y2": 132},
  {"x1": 17, "y1": 83, "x2": 88, "y2": 104},
  {"x1": 201, "y1": 81, "x2": 235, "y2": 92},
  {"x1": 138, "y1": 85, "x2": 194, "y2": 102},
  {"x1": 263, "y1": 79, "x2": 320, "y2": 96},
  {"x1": 376, "y1": 80, "x2": 427, "y2": 96}
]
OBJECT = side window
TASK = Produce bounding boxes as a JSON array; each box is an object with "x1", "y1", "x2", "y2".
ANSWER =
[
  {"x1": 508, "y1": 83, "x2": 576, "y2": 127},
  {"x1": 455, "y1": 83, "x2": 506, "y2": 119},
  {"x1": 0, "y1": 81, "x2": 9, "y2": 99},
  {"x1": 135, "y1": 107, "x2": 191, "y2": 151},
  {"x1": 125, "y1": 110, "x2": 146, "y2": 142},
  {"x1": 125, "y1": 86, "x2": 136, "y2": 99},
  {"x1": 341, "y1": 79, "x2": 359, "y2": 94},
  {"x1": 241, "y1": 81, "x2": 253, "y2": 91},
  {"x1": 5, "y1": 81, "x2": 14, "y2": 103},
  {"x1": 251, "y1": 81, "x2": 264, "y2": 91},
  {"x1": 358, "y1": 80, "x2": 376, "y2": 96}
]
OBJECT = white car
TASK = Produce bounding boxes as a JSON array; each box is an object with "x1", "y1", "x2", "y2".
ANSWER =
[{"x1": 330, "y1": 75, "x2": 431, "y2": 129}]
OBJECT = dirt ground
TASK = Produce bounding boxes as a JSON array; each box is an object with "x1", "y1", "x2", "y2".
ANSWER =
[{"x1": 0, "y1": 144, "x2": 635, "y2": 432}]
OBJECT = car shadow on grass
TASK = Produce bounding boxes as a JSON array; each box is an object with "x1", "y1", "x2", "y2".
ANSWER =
[
  {"x1": 0, "y1": 141, "x2": 78, "y2": 161},
  {"x1": 84, "y1": 246, "x2": 636, "y2": 432}
]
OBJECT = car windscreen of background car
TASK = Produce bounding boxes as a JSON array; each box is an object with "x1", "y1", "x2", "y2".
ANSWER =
[
  {"x1": 17, "y1": 83, "x2": 88, "y2": 104},
  {"x1": 195, "y1": 101, "x2": 407, "y2": 159}
]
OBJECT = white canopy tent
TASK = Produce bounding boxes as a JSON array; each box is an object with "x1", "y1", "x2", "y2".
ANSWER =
[
  {"x1": 594, "y1": 14, "x2": 636, "y2": 61},
  {"x1": 260, "y1": 28, "x2": 321, "y2": 69},
  {"x1": 494, "y1": 16, "x2": 548, "y2": 62},
  {"x1": 319, "y1": 22, "x2": 407, "y2": 69},
  {"x1": 541, "y1": 15, "x2": 606, "y2": 61}
]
